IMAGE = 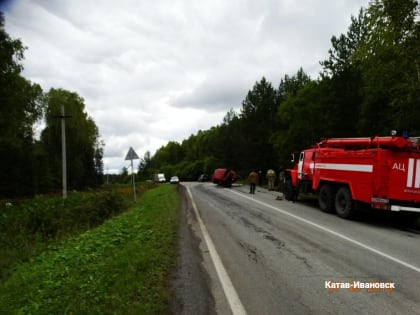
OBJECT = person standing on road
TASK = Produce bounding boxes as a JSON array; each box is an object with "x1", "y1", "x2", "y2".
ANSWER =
[
  {"x1": 248, "y1": 169, "x2": 259, "y2": 194},
  {"x1": 266, "y1": 169, "x2": 276, "y2": 191}
]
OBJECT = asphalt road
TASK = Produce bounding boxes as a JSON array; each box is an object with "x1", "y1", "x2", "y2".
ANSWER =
[{"x1": 172, "y1": 182, "x2": 420, "y2": 315}]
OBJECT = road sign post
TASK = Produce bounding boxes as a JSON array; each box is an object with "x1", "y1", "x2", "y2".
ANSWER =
[{"x1": 125, "y1": 147, "x2": 139, "y2": 202}]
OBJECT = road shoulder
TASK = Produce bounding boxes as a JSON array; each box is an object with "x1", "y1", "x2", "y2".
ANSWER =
[{"x1": 169, "y1": 185, "x2": 216, "y2": 315}]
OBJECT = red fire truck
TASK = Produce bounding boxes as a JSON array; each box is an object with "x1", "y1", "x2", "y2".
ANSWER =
[{"x1": 284, "y1": 135, "x2": 420, "y2": 219}]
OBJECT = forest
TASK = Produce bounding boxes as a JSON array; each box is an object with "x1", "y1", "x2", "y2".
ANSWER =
[{"x1": 139, "y1": 0, "x2": 420, "y2": 181}]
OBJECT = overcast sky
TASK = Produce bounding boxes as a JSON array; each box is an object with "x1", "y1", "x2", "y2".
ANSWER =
[{"x1": 2, "y1": 0, "x2": 368, "y2": 174}]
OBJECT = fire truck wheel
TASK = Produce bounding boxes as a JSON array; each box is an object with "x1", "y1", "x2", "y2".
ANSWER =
[
  {"x1": 335, "y1": 186, "x2": 354, "y2": 218},
  {"x1": 284, "y1": 179, "x2": 294, "y2": 201},
  {"x1": 318, "y1": 184, "x2": 335, "y2": 213}
]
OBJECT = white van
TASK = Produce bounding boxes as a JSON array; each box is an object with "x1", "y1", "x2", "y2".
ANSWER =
[{"x1": 154, "y1": 173, "x2": 166, "y2": 183}]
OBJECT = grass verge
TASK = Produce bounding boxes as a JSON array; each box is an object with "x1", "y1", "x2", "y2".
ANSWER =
[{"x1": 0, "y1": 184, "x2": 180, "y2": 314}]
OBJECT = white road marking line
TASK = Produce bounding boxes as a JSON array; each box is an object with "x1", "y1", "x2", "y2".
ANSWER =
[
  {"x1": 185, "y1": 186, "x2": 247, "y2": 315},
  {"x1": 229, "y1": 189, "x2": 420, "y2": 274}
]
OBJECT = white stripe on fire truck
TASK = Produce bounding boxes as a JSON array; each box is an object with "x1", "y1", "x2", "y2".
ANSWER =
[
  {"x1": 315, "y1": 163, "x2": 373, "y2": 172},
  {"x1": 407, "y1": 158, "x2": 414, "y2": 187},
  {"x1": 407, "y1": 158, "x2": 420, "y2": 188},
  {"x1": 415, "y1": 160, "x2": 420, "y2": 188}
]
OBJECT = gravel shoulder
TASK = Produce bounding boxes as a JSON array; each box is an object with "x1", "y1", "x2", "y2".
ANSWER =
[{"x1": 169, "y1": 185, "x2": 216, "y2": 315}]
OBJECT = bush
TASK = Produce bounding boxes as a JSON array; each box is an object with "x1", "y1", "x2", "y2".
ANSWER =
[
  {"x1": 0, "y1": 184, "x2": 180, "y2": 314},
  {"x1": 0, "y1": 185, "x2": 141, "y2": 282}
]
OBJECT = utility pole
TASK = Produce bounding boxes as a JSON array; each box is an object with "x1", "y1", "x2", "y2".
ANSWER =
[
  {"x1": 61, "y1": 104, "x2": 67, "y2": 199},
  {"x1": 53, "y1": 104, "x2": 71, "y2": 200},
  {"x1": 56, "y1": 104, "x2": 72, "y2": 200}
]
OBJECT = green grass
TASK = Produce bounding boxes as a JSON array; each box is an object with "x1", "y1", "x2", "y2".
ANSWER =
[
  {"x1": 0, "y1": 184, "x2": 180, "y2": 314},
  {"x1": 0, "y1": 186, "x2": 134, "y2": 282}
]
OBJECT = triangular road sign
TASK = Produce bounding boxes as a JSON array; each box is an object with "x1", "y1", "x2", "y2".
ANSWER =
[{"x1": 125, "y1": 147, "x2": 139, "y2": 160}]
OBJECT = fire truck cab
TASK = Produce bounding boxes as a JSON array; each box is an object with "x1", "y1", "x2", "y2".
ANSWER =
[{"x1": 284, "y1": 135, "x2": 420, "y2": 219}]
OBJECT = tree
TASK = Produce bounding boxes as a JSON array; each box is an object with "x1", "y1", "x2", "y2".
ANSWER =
[
  {"x1": 93, "y1": 140, "x2": 104, "y2": 186},
  {"x1": 216, "y1": 112, "x2": 246, "y2": 170},
  {"x1": 320, "y1": 8, "x2": 367, "y2": 78},
  {"x1": 354, "y1": 0, "x2": 420, "y2": 135},
  {"x1": 40, "y1": 88, "x2": 103, "y2": 190},
  {"x1": 278, "y1": 68, "x2": 312, "y2": 99},
  {"x1": 138, "y1": 150, "x2": 151, "y2": 171},
  {"x1": 276, "y1": 81, "x2": 329, "y2": 157},
  {"x1": 239, "y1": 77, "x2": 279, "y2": 170},
  {"x1": 0, "y1": 12, "x2": 45, "y2": 197},
  {"x1": 321, "y1": 0, "x2": 420, "y2": 135},
  {"x1": 272, "y1": 69, "x2": 314, "y2": 165}
]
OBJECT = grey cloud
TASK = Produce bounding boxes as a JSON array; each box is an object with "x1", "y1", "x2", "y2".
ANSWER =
[
  {"x1": 170, "y1": 76, "x2": 250, "y2": 110},
  {"x1": 5, "y1": 0, "x2": 370, "y2": 173}
]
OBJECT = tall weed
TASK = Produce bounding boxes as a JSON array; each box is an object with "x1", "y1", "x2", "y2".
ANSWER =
[
  {"x1": 0, "y1": 184, "x2": 179, "y2": 314},
  {"x1": 0, "y1": 184, "x2": 154, "y2": 281}
]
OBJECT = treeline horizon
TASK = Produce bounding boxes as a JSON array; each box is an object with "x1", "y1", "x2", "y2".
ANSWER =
[{"x1": 137, "y1": 0, "x2": 419, "y2": 181}]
